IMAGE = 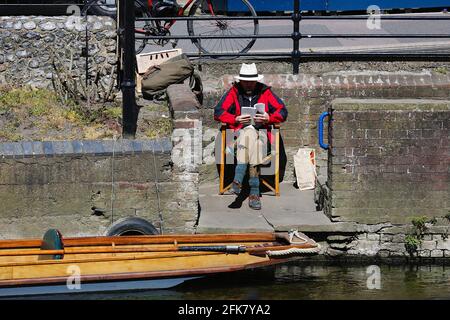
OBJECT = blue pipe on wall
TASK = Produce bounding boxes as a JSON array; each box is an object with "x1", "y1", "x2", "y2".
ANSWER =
[{"x1": 318, "y1": 111, "x2": 330, "y2": 150}]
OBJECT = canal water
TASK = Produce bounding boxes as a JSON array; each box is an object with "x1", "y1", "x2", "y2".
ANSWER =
[{"x1": 44, "y1": 261, "x2": 450, "y2": 300}]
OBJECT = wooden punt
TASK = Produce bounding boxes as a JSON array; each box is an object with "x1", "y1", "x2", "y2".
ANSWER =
[{"x1": 0, "y1": 230, "x2": 319, "y2": 297}]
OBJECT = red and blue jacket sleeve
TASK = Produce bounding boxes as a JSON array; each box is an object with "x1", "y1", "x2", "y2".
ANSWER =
[
  {"x1": 266, "y1": 89, "x2": 288, "y2": 124},
  {"x1": 214, "y1": 89, "x2": 237, "y2": 125}
]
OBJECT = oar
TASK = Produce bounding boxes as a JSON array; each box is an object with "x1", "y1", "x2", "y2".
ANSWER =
[
  {"x1": 0, "y1": 233, "x2": 283, "y2": 249},
  {"x1": 0, "y1": 243, "x2": 317, "y2": 257}
]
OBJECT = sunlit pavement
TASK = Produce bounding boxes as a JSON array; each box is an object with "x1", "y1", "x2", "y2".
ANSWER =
[
  {"x1": 197, "y1": 182, "x2": 333, "y2": 234},
  {"x1": 137, "y1": 12, "x2": 450, "y2": 55}
]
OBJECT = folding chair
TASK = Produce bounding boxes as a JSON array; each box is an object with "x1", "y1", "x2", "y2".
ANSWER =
[{"x1": 218, "y1": 122, "x2": 281, "y2": 196}]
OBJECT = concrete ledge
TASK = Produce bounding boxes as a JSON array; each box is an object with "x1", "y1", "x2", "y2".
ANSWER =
[
  {"x1": 167, "y1": 83, "x2": 200, "y2": 120},
  {"x1": 332, "y1": 98, "x2": 450, "y2": 111},
  {"x1": 0, "y1": 138, "x2": 172, "y2": 159},
  {"x1": 220, "y1": 72, "x2": 450, "y2": 91}
]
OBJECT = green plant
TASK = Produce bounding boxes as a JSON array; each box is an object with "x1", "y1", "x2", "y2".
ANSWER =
[
  {"x1": 102, "y1": 106, "x2": 122, "y2": 120},
  {"x1": 443, "y1": 228, "x2": 449, "y2": 241},
  {"x1": 0, "y1": 129, "x2": 22, "y2": 142},
  {"x1": 411, "y1": 216, "x2": 429, "y2": 237},
  {"x1": 28, "y1": 104, "x2": 50, "y2": 117},
  {"x1": 435, "y1": 67, "x2": 448, "y2": 74},
  {"x1": 405, "y1": 234, "x2": 421, "y2": 256},
  {"x1": 144, "y1": 118, "x2": 173, "y2": 139},
  {"x1": 444, "y1": 212, "x2": 450, "y2": 222},
  {"x1": 404, "y1": 216, "x2": 437, "y2": 257}
]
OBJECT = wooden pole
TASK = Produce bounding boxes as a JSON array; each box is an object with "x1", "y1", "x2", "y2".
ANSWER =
[
  {"x1": 0, "y1": 233, "x2": 280, "y2": 249},
  {"x1": 0, "y1": 243, "x2": 315, "y2": 257},
  {"x1": 219, "y1": 124, "x2": 226, "y2": 194}
]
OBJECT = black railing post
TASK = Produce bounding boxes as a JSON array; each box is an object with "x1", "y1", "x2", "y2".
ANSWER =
[
  {"x1": 292, "y1": 0, "x2": 301, "y2": 74},
  {"x1": 120, "y1": 0, "x2": 138, "y2": 138}
]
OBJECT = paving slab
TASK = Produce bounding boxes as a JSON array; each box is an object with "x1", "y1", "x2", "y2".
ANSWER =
[
  {"x1": 197, "y1": 182, "x2": 334, "y2": 234},
  {"x1": 197, "y1": 190, "x2": 274, "y2": 234}
]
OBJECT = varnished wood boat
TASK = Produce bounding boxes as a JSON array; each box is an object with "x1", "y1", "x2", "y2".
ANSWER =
[{"x1": 0, "y1": 230, "x2": 319, "y2": 297}]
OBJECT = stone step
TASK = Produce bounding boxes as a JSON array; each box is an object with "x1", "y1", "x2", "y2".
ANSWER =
[{"x1": 197, "y1": 181, "x2": 335, "y2": 234}]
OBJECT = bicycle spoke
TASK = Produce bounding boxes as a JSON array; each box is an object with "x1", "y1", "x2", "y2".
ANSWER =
[
  {"x1": 198, "y1": 29, "x2": 219, "y2": 36},
  {"x1": 229, "y1": 22, "x2": 254, "y2": 28},
  {"x1": 203, "y1": 28, "x2": 221, "y2": 52},
  {"x1": 211, "y1": 32, "x2": 223, "y2": 52},
  {"x1": 212, "y1": 30, "x2": 224, "y2": 53},
  {"x1": 227, "y1": 27, "x2": 250, "y2": 49},
  {"x1": 234, "y1": 36, "x2": 250, "y2": 50},
  {"x1": 230, "y1": 30, "x2": 252, "y2": 46},
  {"x1": 226, "y1": 29, "x2": 236, "y2": 53},
  {"x1": 194, "y1": 22, "x2": 217, "y2": 33},
  {"x1": 223, "y1": 30, "x2": 232, "y2": 53},
  {"x1": 228, "y1": 30, "x2": 241, "y2": 53},
  {"x1": 228, "y1": 26, "x2": 250, "y2": 38}
]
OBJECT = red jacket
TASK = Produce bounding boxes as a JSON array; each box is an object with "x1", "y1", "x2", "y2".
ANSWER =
[{"x1": 214, "y1": 82, "x2": 287, "y2": 143}]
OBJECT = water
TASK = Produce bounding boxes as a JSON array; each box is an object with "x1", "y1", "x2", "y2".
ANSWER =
[{"x1": 33, "y1": 261, "x2": 450, "y2": 300}]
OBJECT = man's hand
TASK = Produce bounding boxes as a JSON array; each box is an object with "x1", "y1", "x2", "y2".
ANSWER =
[
  {"x1": 235, "y1": 114, "x2": 252, "y2": 125},
  {"x1": 254, "y1": 112, "x2": 269, "y2": 124}
]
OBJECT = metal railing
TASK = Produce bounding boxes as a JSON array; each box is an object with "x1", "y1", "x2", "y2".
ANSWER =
[
  {"x1": 128, "y1": 0, "x2": 450, "y2": 73},
  {"x1": 118, "y1": 0, "x2": 450, "y2": 136}
]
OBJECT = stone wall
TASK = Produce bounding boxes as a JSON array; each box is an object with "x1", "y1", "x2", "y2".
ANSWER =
[
  {"x1": 327, "y1": 99, "x2": 449, "y2": 224},
  {"x1": 166, "y1": 84, "x2": 202, "y2": 232},
  {"x1": 201, "y1": 68, "x2": 450, "y2": 183},
  {"x1": 199, "y1": 63, "x2": 450, "y2": 260},
  {"x1": 0, "y1": 137, "x2": 198, "y2": 239},
  {"x1": 0, "y1": 16, "x2": 117, "y2": 100},
  {"x1": 314, "y1": 219, "x2": 450, "y2": 260}
]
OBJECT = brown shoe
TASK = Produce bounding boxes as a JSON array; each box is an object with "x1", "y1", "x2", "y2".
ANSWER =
[{"x1": 248, "y1": 194, "x2": 261, "y2": 210}]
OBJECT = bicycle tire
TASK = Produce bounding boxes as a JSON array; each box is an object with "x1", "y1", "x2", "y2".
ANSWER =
[
  {"x1": 83, "y1": 0, "x2": 149, "y2": 18},
  {"x1": 186, "y1": 0, "x2": 259, "y2": 56},
  {"x1": 133, "y1": 0, "x2": 154, "y2": 54},
  {"x1": 87, "y1": 0, "x2": 117, "y2": 17},
  {"x1": 82, "y1": 0, "x2": 151, "y2": 54}
]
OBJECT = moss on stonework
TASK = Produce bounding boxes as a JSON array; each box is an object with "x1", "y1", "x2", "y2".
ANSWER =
[
  {"x1": 144, "y1": 118, "x2": 173, "y2": 139},
  {"x1": 434, "y1": 67, "x2": 448, "y2": 74}
]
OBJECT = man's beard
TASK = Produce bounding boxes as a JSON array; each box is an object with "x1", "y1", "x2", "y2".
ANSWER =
[{"x1": 245, "y1": 90, "x2": 254, "y2": 95}]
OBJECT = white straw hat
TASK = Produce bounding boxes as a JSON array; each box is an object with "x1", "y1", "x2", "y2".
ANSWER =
[{"x1": 234, "y1": 63, "x2": 264, "y2": 82}]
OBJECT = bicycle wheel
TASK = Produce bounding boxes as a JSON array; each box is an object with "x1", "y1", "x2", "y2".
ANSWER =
[
  {"x1": 82, "y1": 0, "x2": 152, "y2": 54},
  {"x1": 84, "y1": 0, "x2": 149, "y2": 18},
  {"x1": 133, "y1": 0, "x2": 154, "y2": 54},
  {"x1": 87, "y1": 0, "x2": 117, "y2": 17},
  {"x1": 187, "y1": 0, "x2": 259, "y2": 56}
]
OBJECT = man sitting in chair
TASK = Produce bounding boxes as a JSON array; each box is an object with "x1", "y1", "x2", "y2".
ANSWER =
[{"x1": 214, "y1": 63, "x2": 288, "y2": 210}]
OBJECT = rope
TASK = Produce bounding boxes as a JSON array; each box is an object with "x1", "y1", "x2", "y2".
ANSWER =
[
  {"x1": 267, "y1": 245, "x2": 321, "y2": 257},
  {"x1": 151, "y1": 142, "x2": 164, "y2": 235},
  {"x1": 110, "y1": 135, "x2": 117, "y2": 225},
  {"x1": 288, "y1": 229, "x2": 308, "y2": 245}
]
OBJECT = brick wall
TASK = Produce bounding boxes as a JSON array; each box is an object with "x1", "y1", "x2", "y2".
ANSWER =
[
  {"x1": 327, "y1": 99, "x2": 450, "y2": 224},
  {"x1": 166, "y1": 83, "x2": 202, "y2": 232},
  {"x1": 0, "y1": 82, "x2": 203, "y2": 239},
  {"x1": 0, "y1": 137, "x2": 198, "y2": 238},
  {"x1": 202, "y1": 71, "x2": 450, "y2": 182}
]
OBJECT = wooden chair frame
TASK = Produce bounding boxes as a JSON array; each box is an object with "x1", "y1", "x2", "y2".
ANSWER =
[{"x1": 219, "y1": 123, "x2": 281, "y2": 196}]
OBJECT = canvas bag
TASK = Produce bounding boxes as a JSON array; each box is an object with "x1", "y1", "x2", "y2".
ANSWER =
[
  {"x1": 294, "y1": 148, "x2": 316, "y2": 190},
  {"x1": 141, "y1": 53, "x2": 194, "y2": 97}
]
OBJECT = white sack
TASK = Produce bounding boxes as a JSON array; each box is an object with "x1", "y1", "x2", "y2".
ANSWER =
[{"x1": 294, "y1": 148, "x2": 316, "y2": 191}]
